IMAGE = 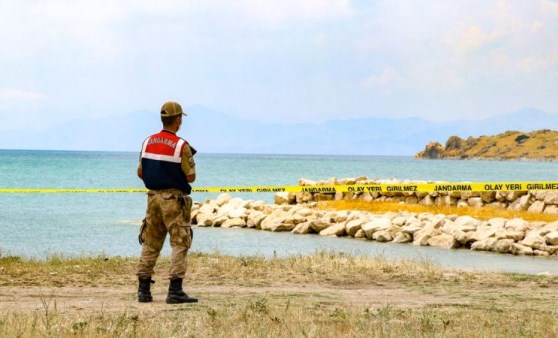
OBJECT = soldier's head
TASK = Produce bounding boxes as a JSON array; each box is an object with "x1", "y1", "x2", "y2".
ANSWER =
[{"x1": 160, "y1": 101, "x2": 186, "y2": 130}]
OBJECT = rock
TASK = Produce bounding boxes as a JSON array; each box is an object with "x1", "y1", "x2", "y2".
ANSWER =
[
  {"x1": 505, "y1": 191, "x2": 527, "y2": 202},
  {"x1": 440, "y1": 220, "x2": 459, "y2": 234},
  {"x1": 519, "y1": 194, "x2": 531, "y2": 210},
  {"x1": 454, "y1": 215, "x2": 481, "y2": 229},
  {"x1": 507, "y1": 198, "x2": 526, "y2": 211},
  {"x1": 474, "y1": 225, "x2": 498, "y2": 241},
  {"x1": 428, "y1": 217, "x2": 446, "y2": 229},
  {"x1": 191, "y1": 209, "x2": 200, "y2": 223},
  {"x1": 416, "y1": 141, "x2": 444, "y2": 159},
  {"x1": 212, "y1": 215, "x2": 229, "y2": 227},
  {"x1": 311, "y1": 218, "x2": 333, "y2": 233},
  {"x1": 293, "y1": 208, "x2": 314, "y2": 217},
  {"x1": 401, "y1": 222, "x2": 423, "y2": 235},
  {"x1": 534, "y1": 250, "x2": 550, "y2": 257},
  {"x1": 362, "y1": 218, "x2": 392, "y2": 238},
  {"x1": 334, "y1": 211, "x2": 351, "y2": 223},
  {"x1": 428, "y1": 234, "x2": 458, "y2": 249},
  {"x1": 494, "y1": 230, "x2": 525, "y2": 241},
  {"x1": 487, "y1": 202, "x2": 507, "y2": 209},
  {"x1": 274, "y1": 192, "x2": 296, "y2": 205},
  {"x1": 359, "y1": 193, "x2": 375, "y2": 202},
  {"x1": 392, "y1": 232, "x2": 412, "y2": 243},
  {"x1": 532, "y1": 190, "x2": 547, "y2": 201},
  {"x1": 246, "y1": 211, "x2": 267, "y2": 229},
  {"x1": 217, "y1": 205, "x2": 247, "y2": 219},
  {"x1": 511, "y1": 243, "x2": 534, "y2": 256},
  {"x1": 215, "y1": 193, "x2": 232, "y2": 206},
  {"x1": 391, "y1": 215, "x2": 407, "y2": 226},
  {"x1": 418, "y1": 195, "x2": 434, "y2": 206},
  {"x1": 505, "y1": 218, "x2": 529, "y2": 232},
  {"x1": 345, "y1": 219, "x2": 365, "y2": 237},
  {"x1": 298, "y1": 178, "x2": 317, "y2": 186},
  {"x1": 354, "y1": 229, "x2": 366, "y2": 239},
  {"x1": 291, "y1": 221, "x2": 314, "y2": 234},
  {"x1": 404, "y1": 196, "x2": 419, "y2": 204},
  {"x1": 547, "y1": 245, "x2": 558, "y2": 255},
  {"x1": 413, "y1": 225, "x2": 440, "y2": 246},
  {"x1": 437, "y1": 195, "x2": 457, "y2": 206},
  {"x1": 481, "y1": 191, "x2": 496, "y2": 203},
  {"x1": 461, "y1": 191, "x2": 481, "y2": 199},
  {"x1": 260, "y1": 210, "x2": 294, "y2": 232},
  {"x1": 296, "y1": 192, "x2": 314, "y2": 203},
  {"x1": 468, "y1": 197, "x2": 483, "y2": 208},
  {"x1": 544, "y1": 231, "x2": 558, "y2": 245},
  {"x1": 528, "y1": 201, "x2": 545, "y2": 213},
  {"x1": 314, "y1": 193, "x2": 334, "y2": 202},
  {"x1": 541, "y1": 221, "x2": 558, "y2": 233},
  {"x1": 543, "y1": 191, "x2": 558, "y2": 205},
  {"x1": 196, "y1": 213, "x2": 215, "y2": 227},
  {"x1": 445, "y1": 135, "x2": 463, "y2": 151},
  {"x1": 221, "y1": 217, "x2": 246, "y2": 228},
  {"x1": 495, "y1": 239, "x2": 515, "y2": 253},
  {"x1": 248, "y1": 200, "x2": 265, "y2": 211},
  {"x1": 454, "y1": 231, "x2": 479, "y2": 245},
  {"x1": 456, "y1": 200, "x2": 469, "y2": 208},
  {"x1": 199, "y1": 202, "x2": 217, "y2": 215},
  {"x1": 372, "y1": 230, "x2": 393, "y2": 242},
  {"x1": 383, "y1": 211, "x2": 399, "y2": 220},
  {"x1": 471, "y1": 238, "x2": 497, "y2": 251},
  {"x1": 487, "y1": 218, "x2": 507, "y2": 228},
  {"x1": 544, "y1": 205, "x2": 558, "y2": 214},
  {"x1": 521, "y1": 235, "x2": 547, "y2": 251},
  {"x1": 405, "y1": 215, "x2": 420, "y2": 224},
  {"x1": 320, "y1": 223, "x2": 346, "y2": 237}
]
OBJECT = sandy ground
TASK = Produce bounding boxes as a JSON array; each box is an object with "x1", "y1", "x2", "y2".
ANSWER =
[{"x1": 0, "y1": 282, "x2": 469, "y2": 314}]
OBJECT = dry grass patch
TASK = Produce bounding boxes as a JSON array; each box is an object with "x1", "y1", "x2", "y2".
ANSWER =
[
  {"x1": 318, "y1": 200, "x2": 558, "y2": 223},
  {"x1": 1, "y1": 253, "x2": 558, "y2": 337}
]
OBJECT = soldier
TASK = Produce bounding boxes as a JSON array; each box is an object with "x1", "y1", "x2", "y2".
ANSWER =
[{"x1": 136, "y1": 101, "x2": 198, "y2": 304}]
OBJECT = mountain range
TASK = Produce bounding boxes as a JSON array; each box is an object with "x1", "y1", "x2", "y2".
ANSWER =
[{"x1": 2, "y1": 106, "x2": 557, "y2": 156}]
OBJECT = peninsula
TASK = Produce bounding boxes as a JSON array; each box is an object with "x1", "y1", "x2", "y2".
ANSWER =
[{"x1": 415, "y1": 129, "x2": 558, "y2": 160}]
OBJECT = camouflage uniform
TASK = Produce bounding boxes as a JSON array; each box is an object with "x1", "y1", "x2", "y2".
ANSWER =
[{"x1": 137, "y1": 189, "x2": 193, "y2": 279}]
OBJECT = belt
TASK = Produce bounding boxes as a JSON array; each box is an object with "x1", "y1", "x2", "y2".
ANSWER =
[{"x1": 148, "y1": 188, "x2": 185, "y2": 195}]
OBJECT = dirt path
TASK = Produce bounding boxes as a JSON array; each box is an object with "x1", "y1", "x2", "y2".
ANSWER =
[{"x1": 0, "y1": 282, "x2": 468, "y2": 314}]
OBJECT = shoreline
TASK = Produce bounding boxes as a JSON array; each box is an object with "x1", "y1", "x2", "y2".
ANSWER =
[{"x1": 191, "y1": 191, "x2": 558, "y2": 258}]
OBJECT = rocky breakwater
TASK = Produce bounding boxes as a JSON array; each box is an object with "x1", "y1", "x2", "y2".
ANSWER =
[
  {"x1": 282, "y1": 177, "x2": 558, "y2": 215},
  {"x1": 191, "y1": 193, "x2": 558, "y2": 257}
]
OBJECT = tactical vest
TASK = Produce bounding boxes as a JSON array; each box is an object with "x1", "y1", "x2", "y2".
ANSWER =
[{"x1": 140, "y1": 130, "x2": 192, "y2": 194}]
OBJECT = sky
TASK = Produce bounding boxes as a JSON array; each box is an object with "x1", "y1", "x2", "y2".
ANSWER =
[{"x1": 1, "y1": 0, "x2": 557, "y2": 135}]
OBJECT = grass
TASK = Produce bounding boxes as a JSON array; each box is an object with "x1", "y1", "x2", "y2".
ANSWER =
[
  {"x1": 1, "y1": 252, "x2": 558, "y2": 337},
  {"x1": 318, "y1": 200, "x2": 558, "y2": 223}
]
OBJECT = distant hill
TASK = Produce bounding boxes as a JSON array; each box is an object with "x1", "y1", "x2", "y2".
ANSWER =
[
  {"x1": 2, "y1": 106, "x2": 558, "y2": 155},
  {"x1": 416, "y1": 130, "x2": 558, "y2": 160}
]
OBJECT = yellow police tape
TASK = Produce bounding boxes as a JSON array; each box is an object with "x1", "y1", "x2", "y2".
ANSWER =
[{"x1": 2, "y1": 182, "x2": 558, "y2": 193}]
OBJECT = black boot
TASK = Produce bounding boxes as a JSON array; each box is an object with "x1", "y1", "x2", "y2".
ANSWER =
[
  {"x1": 166, "y1": 277, "x2": 198, "y2": 304},
  {"x1": 138, "y1": 277, "x2": 154, "y2": 303}
]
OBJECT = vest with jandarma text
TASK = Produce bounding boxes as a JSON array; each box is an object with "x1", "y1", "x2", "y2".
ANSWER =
[{"x1": 140, "y1": 130, "x2": 192, "y2": 194}]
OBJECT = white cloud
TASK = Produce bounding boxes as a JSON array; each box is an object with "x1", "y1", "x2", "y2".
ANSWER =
[
  {"x1": 0, "y1": 89, "x2": 48, "y2": 100},
  {"x1": 361, "y1": 67, "x2": 405, "y2": 92},
  {"x1": 543, "y1": 0, "x2": 558, "y2": 15},
  {"x1": 238, "y1": 0, "x2": 353, "y2": 26},
  {"x1": 456, "y1": 26, "x2": 502, "y2": 53}
]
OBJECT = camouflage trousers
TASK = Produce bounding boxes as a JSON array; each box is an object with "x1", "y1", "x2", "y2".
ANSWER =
[{"x1": 137, "y1": 189, "x2": 193, "y2": 279}]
